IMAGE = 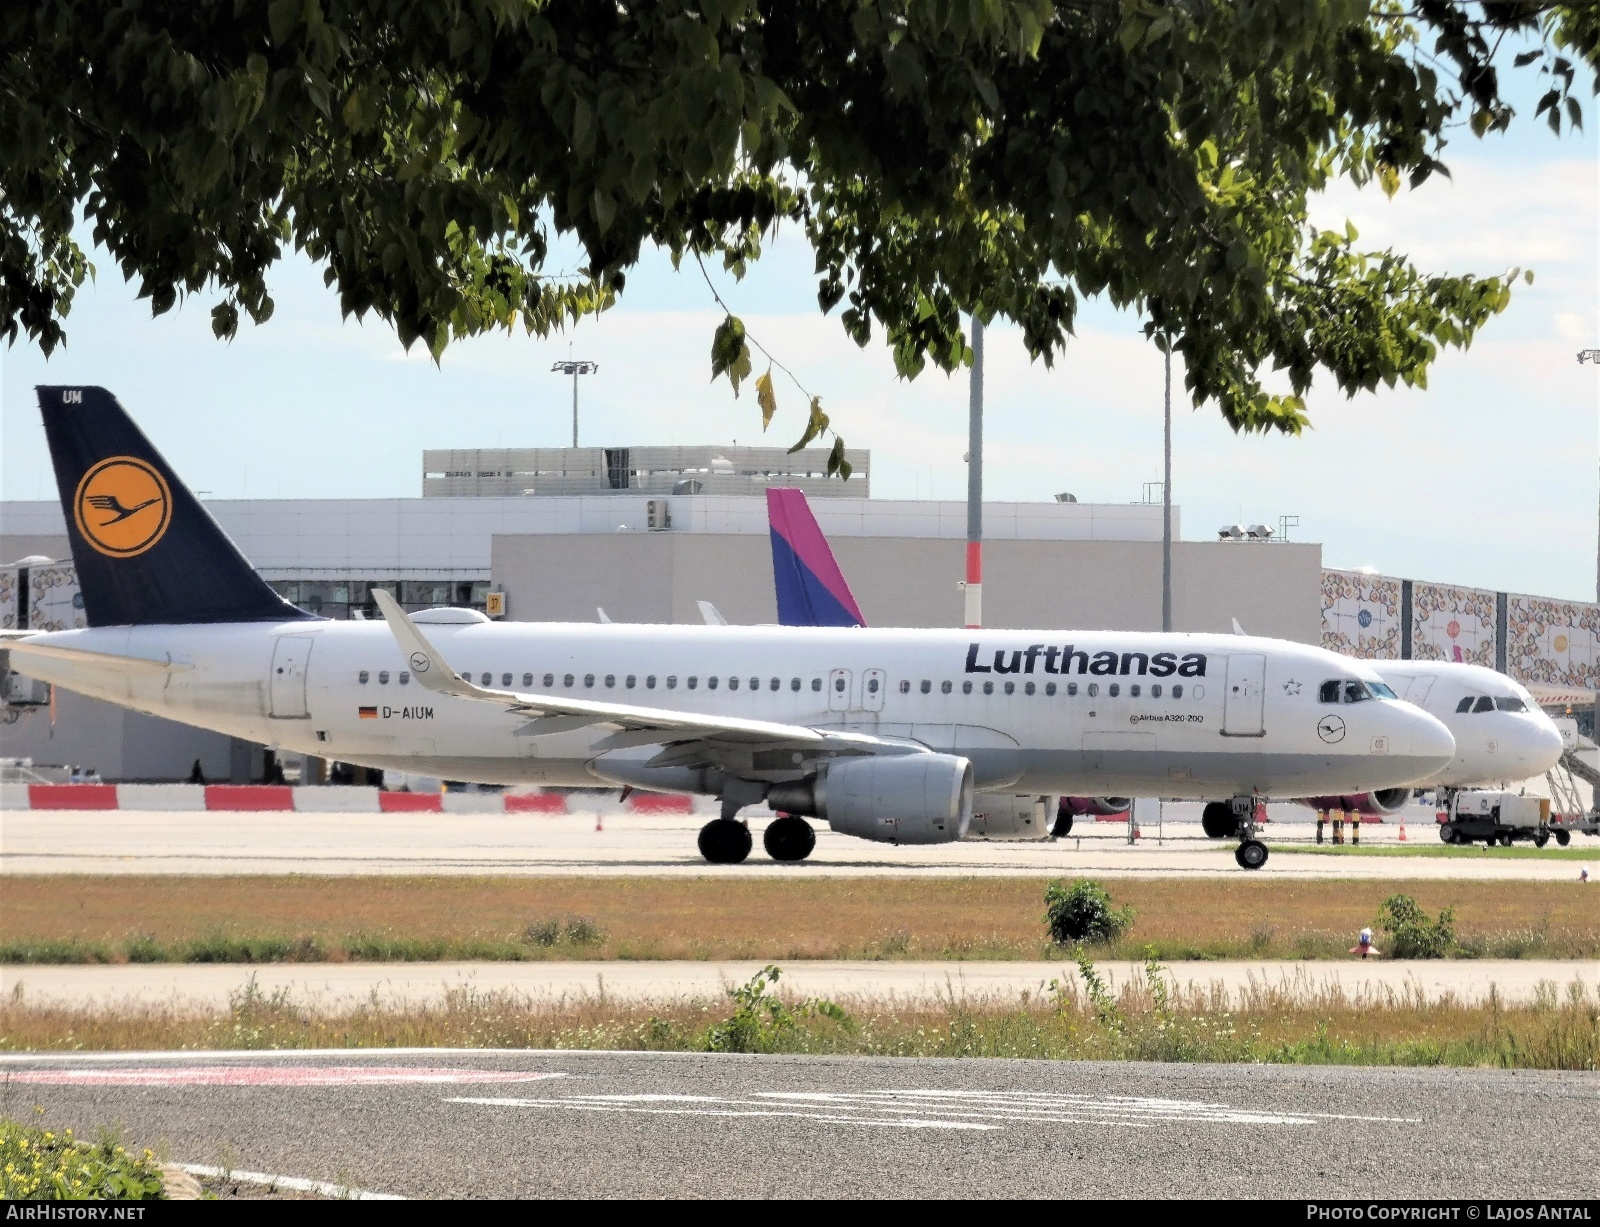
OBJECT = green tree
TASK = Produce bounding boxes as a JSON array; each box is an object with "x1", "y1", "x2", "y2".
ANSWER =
[{"x1": 4, "y1": 1, "x2": 1595, "y2": 458}]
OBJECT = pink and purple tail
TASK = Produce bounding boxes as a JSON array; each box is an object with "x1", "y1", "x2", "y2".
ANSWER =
[{"x1": 766, "y1": 488, "x2": 867, "y2": 628}]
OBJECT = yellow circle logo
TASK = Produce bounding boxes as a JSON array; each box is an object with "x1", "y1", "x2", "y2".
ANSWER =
[
  {"x1": 1553, "y1": 634, "x2": 1569, "y2": 653},
  {"x1": 73, "y1": 456, "x2": 172, "y2": 558}
]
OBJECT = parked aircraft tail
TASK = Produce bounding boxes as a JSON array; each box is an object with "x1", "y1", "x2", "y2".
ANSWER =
[
  {"x1": 36, "y1": 386, "x2": 314, "y2": 627},
  {"x1": 765, "y1": 488, "x2": 866, "y2": 628}
]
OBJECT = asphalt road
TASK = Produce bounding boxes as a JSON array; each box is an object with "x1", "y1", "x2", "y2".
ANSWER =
[
  {"x1": 2, "y1": 1049, "x2": 1595, "y2": 1199},
  {"x1": 7, "y1": 808, "x2": 1597, "y2": 879}
]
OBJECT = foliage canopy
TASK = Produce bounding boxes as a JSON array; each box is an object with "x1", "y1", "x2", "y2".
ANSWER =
[{"x1": 4, "y1": 1, "x2": 1597, "y2": 459}]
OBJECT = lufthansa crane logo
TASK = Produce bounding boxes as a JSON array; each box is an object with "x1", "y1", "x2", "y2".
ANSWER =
[
  {"x1": 1316, "y1": 714, "x2": 1347, "y2": 744},
  {"x1": 73, "y1": 456, "x2": 172, "y2": 558},
  {"x1": 409, "y1": 652, "x2": 430, "y2": 673}
]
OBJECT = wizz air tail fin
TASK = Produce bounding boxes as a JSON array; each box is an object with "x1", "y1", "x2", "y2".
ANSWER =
[
  {"x1": 37, "y1": 386, "x2": 314, "y2": 627},
  {"x1": 765, "y1": 488, "x2": 866, "y2": 628}
]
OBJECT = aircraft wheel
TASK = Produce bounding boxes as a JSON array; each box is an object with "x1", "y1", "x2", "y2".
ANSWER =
[
  {"x1": 698, "y1": 819, "x2": 752, "y2": 864},
  {"x1": 1555, "y1": 830, "x2": 1571, "y2": 847},
  {"x1": 763, "y1": 816, "x2": 816, "y2": 862},
  {"x1": 1234, "y1": 839, "x2": 1268, "y2": 870},
  {"x1": 1201, "y1": 802, "x2": 1239, "y2": 839}
]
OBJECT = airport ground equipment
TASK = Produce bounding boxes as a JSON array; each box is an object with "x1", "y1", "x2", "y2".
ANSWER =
[{"x1": 1438, "y1": 791, "x2": 1562, "y2": 847}]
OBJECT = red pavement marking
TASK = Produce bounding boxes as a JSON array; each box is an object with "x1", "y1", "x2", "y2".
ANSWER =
[{"x1": 9, "y1": 1066, "x2": 563, "y2": 1087}]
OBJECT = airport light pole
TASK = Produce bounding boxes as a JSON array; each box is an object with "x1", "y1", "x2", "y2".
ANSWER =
[
  {"x1": 1161, "y1": 337, "x2": 1173, "y2": 633},
  {"x1": 1583, "y1": 348, "x2": 1600, "y2": 603},
  {"x1": 551, "y1": 360, "x2": 599, "y2": 447},
  {"x1": 965, "y1": 317, "x2": 984, "y2": 630}
]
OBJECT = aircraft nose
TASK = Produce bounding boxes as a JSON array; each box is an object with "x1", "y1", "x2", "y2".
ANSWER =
[
  {"x1": 1520, "y1": 717, "x2": 1567, "y2": 773},
  {"x1": 1402, "y1": 705, "x2": 1456, "y2": 766}
]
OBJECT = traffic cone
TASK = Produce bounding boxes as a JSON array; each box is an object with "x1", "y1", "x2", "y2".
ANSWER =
[{"x1": 1399, "y1": 816, "x2": 1407, "y2": 842}]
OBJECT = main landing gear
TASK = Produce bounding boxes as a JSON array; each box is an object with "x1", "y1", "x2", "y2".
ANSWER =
[
  {"x1": 698, "y1": 818, "x2": 753, "y2": 864},
  {"x1": 698, "y1": 804, "x2": 817, "y2": 865},
  {"x1": 763, "y1": 815, "x2": 817, "y2": 862}
]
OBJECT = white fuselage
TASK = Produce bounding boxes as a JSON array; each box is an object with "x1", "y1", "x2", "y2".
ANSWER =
[
  {"x1": 1373, "y1": 661, "x2": 1565, "y2": 788},
  {"x1": 15, "y1": 619, "x2": 1456, "y2": 801}
]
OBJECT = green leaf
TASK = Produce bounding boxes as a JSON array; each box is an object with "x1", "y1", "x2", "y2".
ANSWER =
[
  {"x1": 788, "y1": 397, "x2": 829, "y2": 452},
  {"x1": 827, "y1": 435, "x2": 851, "y2": 480},
  {"x1": 710, "y1": 314, "x2": 753, "y2": 397},
  {"x1": 267, "y1": 0, "x2": 299, "y2": 43}
]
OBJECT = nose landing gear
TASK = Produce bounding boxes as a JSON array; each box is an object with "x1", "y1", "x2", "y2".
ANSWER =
[{"x1": 1227, "y1": 794, "x2": 1269, "y2": 870}]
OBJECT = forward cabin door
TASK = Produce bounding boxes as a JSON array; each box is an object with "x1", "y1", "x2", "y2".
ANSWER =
[
  {"x1": 269, "y1": 636, "x2": 314, "y2": 719},
  {"x1": 1222, "y1": 653, "x2": 1266, "y2": 737},
  {"x1": 827, "y1": 668, "x2": 852, "y2": 713}
]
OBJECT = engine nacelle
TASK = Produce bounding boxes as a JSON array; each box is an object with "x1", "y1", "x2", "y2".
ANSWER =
[
  {"x1": 767, "y1": 753, "x2": 973, "y2": 845},
  {"x1": 965, "y1": 794, "x2": 1052, "y2": 842},
  {"x1": 1060, "y1": 795, "x2": 1132, "y2": 817},
  {"x1": 1300, "y1": 789, "x2": 1412, "y2": 816}
]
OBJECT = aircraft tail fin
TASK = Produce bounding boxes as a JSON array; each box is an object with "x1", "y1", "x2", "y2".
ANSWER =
[
  {"x1": 36, "y1": 386, "x2": 314, "y2": 627},
  {"x1": 765, "y1": 488, "x2": 866, "y2": 628}
]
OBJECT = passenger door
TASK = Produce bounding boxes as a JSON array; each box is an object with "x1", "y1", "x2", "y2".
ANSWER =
[
  {"x1": 1222, "y1": 653, "x2": 1265, "y2": 737},
  {"x1": 269, "y1": 636, "x2": 314, "y2": 719},
  {"x1": 861, "y1": 668, "x2": 886, "y2": 713},
  {"x1": 827, "y1": 668, "x2": 852, "y2": 712}
]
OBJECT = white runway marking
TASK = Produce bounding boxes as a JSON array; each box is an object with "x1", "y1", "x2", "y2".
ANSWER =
[
  {"x1": 9, "y1": 1065, "x2": 567, "y2": 1087},
  {"x1": 448, "y1": 1087, "x2": 1421, "y2": 1131}
]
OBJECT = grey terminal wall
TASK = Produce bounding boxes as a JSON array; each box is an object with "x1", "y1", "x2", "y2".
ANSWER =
[{"x1": 490, "y1": 534, "x2": 1324, "y2": 642}]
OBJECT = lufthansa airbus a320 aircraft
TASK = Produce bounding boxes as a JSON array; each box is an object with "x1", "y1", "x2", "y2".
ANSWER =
[{"x1": 8, "y1": 387, "x2": 1456, "y2": 869}]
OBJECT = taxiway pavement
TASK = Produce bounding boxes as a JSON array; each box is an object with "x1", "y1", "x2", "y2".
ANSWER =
[
  {"x1": 1, "y1": 1048, "x2": 1594, "y2": 1198},
  {"x1": 6, "y1": 958, "x2": 1595, "y2": 1010},
  {"x1": 5, "y1": 809, "x2": 1596, "y2": 879}
]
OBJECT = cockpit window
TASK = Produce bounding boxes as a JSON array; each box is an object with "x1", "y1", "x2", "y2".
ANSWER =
[
  {"x1": 1342, "y1": 680, "x2": 1371, "y2": 704},
  {"x1": 1368, "y1": 681, "x2": 1397, "y2": 700},
  {"x1": 1455, "y1": 696, "x2": 1474, "y2": 713},
  {"x1": 1318, "y1": 680, "x2": 1341, "y2": 703},
  {"x1": 1494, "y1": 696, "x2": 1527, "y2": 713},
  {"x1": 1473, "y1": 695, "x2": 1495, "y2": 713}
]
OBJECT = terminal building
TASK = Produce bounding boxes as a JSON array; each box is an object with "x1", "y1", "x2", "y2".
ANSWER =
[{"x1": 2, "y1": 443, "x2": 1595, "y2": 780}]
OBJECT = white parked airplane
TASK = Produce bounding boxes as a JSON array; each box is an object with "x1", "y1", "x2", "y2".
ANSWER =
[{"x1": 6, "y1": 387, "x2": 1457, "y2": 869}]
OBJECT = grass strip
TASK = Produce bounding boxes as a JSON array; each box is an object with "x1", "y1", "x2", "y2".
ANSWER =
[
  {"x1": 1278, "y1": 843, "x2": 1599, "y2": 860},
  {"x1": 0, "y1": 1116, "x2": 166, "y2": 1200},
  {"x1": 2, "y1": 960, "x2": 1596, "y2": 1070},
  {"x1": 4, "y1": 875, "x2": 1597, "y2": 962}
]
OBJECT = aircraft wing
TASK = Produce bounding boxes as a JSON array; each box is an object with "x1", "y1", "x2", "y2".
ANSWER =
[{"x1": 370, "y1": 590, "x2": 890, "y2": 751}]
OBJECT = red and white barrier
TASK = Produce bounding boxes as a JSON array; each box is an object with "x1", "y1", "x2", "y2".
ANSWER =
[{"x1": 1, "y1": 783, "x2": 700, "y2": 816}]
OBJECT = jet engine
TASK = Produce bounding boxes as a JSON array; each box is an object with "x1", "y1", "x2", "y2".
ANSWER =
[
  {"x1": 1060, "y1": 796, "x2": 1132, "y2": 817},
  {"x1": 964, "y1": 794, "x2": 1053, "y2": 841},
  {"x1": 767, "y1": 753, "x2": 973, "y2": 845},
  {"x1": 1300, "y1": 789, "x2": 1412, "y2": 817}
]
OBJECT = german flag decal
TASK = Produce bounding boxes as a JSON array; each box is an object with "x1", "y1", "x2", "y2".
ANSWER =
[{"x1": 358, "y1": 706, "x2": 378, "y2": 719}]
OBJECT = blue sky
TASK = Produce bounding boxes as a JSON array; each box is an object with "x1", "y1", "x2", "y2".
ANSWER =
[{"x1": 2, "y1": 69, "x2": 1596, "y2": 602}]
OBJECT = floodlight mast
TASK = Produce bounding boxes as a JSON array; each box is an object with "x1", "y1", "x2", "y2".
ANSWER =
[
  {"x1": 551, "y1": 360, "x2": 599, "y2": 446},
  {"x1": 1582, "y1": 349, "x2": 1600, "y2": 605}
]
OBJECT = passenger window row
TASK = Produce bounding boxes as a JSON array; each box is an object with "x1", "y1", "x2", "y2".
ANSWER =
[
  {"x1": 1454, "y1": 695, "x2": 1527, "y2": 714},
  {"x1": 898, "y1": 678, "x2": 1187, "y2": 699},
  {"x1": 357, "y1": 670, "x2": 409, "y2": 686}
]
